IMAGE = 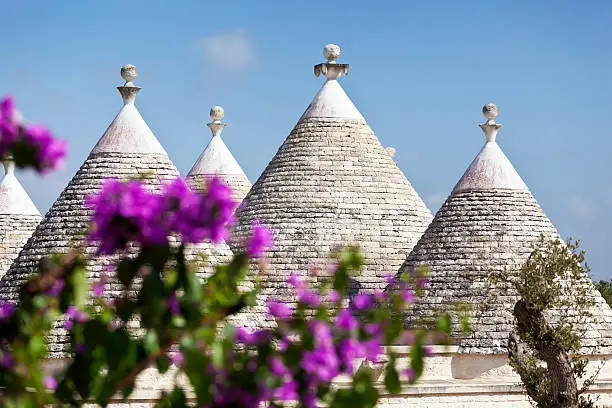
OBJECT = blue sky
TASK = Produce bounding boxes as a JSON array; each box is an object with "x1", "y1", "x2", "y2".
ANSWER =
[{"x1": 1, "y1": 1, "x2": 611, "y2": 278}]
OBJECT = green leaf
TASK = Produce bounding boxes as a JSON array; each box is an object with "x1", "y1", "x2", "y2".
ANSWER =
[
  {"x1": 121, "y1": 380, "x2": 135, "y2": 399},
  {"x1": 168, "y1": 387, "x2": 187, "y2": 407},
  {"x1": 105, "y1": 330, "x2": 132, "y2": 369},
  {"x1": 144, "y1": 330, "x2": 160, "y2": 354},
  {"x1": 436, "y1": 313, "x2": 451, "y2": 333},
  {"x1": 211, "y1": 341, "x2": 224, "y2": 368},
  {"x1": 384, "y1": 356, "x2": 401, "y2": 393},
  {"x1": 156, "y1": 354, "x2": 170, "y2": 374},
  {"x1": 182, "y1": 347, "x2": 213, "y2": 406},
  {"x1": 171, "y1": 315, "x2": 186, "y2": 328},
  {"x1": 409, "y1": 332, "x2": 425, "y2": 382},
  {"x1": 117, "y1": 259, "x2": 138, "y2": 287}
]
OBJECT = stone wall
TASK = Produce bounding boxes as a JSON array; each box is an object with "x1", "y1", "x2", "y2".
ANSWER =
[
  {"x1": 47, "y1": 347, "x2": 612, "y2": 407},
  {"x1": 0, "y1": 214, "x2": 40, "y2": 277}
]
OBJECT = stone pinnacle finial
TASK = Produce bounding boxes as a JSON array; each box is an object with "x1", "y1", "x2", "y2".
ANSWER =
[
  {"x1": 323, "y1": 44, "x2": 341, "y2": 64},
  {"x1": 479, "y1": 103, "x2": 502, "y2": 143},
  {"x1": 121, "y1": 64, "x2": 138, "y2": 87},
  {"x1": 208, "y1": 106, "x2": 227, "y2": 138},
  {"x1": 118, "y1": 64, "x2": 141, "y2": 105},
  {"x1": 482, "y1": 103, "x2": 498, "y2": 122},
  {"x1": 210, "y1": 106, "x2": 225, "y2": 123},
  {"x1": 2, "y1": 156, "x2": 15, "y2": 177},
  {"x1": 315, "y1": 43, "x2": 349, "y2": 80}
]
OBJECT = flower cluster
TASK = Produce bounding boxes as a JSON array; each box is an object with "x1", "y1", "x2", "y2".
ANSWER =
[
  {"x1": 224, "y1": 270, "x2": 424, "y2": 408},
  {"x1": 246, "y1": 219, "x2": 274, "y2": 258},
  {"x1": 85, "y1": 176, "x2": 238, "y2": 255},
  {"x1": 0, "y1": 95, "x2": 66, "y2": 173},
  {"x1": 63, "y1": 306, "x2": 88, "y2": 330}
]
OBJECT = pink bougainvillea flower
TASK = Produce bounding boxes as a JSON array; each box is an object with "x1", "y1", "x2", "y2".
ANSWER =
[
  {"x1": 351, "y1": 293, "x2": 373, "y2": 310},
  {"x1": 335, "y1": 309, "x2": 358, "y2": 331},
  {"x1": 85, "y1": 179, "x2": 165, "y2": 255},
  {"x1": 85, "y1": 176, "x2": 237, "y2": 255},
  {"x1": 246, "y1": 219, "x2": 273, "y2": 258},
  {"x1": 47, "y1": 278, "x2": 65, "y2": 297},
  {"x1": 0, "y1": 302, "x2": 15, "y2": 322},
  {"x1": 0, "y1": 95, "x2": 67, "y2": 173},
  {"x1": 43, "y1": 375, "x2": 57, "y2": 391},
  {"x1": 168, "y1": 293, "x2": 180, "y2": 315},
  {"x1": 266, "y1": 299, "x2": 293, "y2": 319},
  {"x1": 169, "y1": 351, "x2": 184, "y2": 367},
  {"x1": 297, "y1": 288, "x2": 321, "y2": 307},
  {"x1": 64, "y1": 306, "x2": 88, "y2": 330},
  {"x1": 21, "y1": 124, "x2": 67, "y2": 173}
]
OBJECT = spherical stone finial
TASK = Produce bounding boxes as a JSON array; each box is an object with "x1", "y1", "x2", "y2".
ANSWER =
[
  {"x1": 482, "y1": 103, "x2": 498, "y2": 120},
  {"x1": 210, "y1": 106, "x2": 225, "y2": 122},
  {"x1": 323, "y1": 44, "x2": 341, "y2": 63},
  {"x1": 121, "y1": 64, "x2": 137, "y2": 85}
]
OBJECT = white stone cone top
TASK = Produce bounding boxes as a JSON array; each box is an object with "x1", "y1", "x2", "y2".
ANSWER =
[
  {"x1": 187, "y1": 106, "x2": 249, "y2": 179},
  {"x1": 453, "y1": 103, "x2": 528, "y2": 193},
  {"x1": 0, "y1": 158, "x2": 40, "y2": 216},
  {"x1": 300, "y1": 44, "x2": 365, "y2": 121},
  {"x1": 91, "y1": 64, "x2": 167, "y2": 155}
]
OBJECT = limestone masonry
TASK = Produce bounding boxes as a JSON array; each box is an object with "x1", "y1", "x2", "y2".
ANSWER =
[
  {"x1": 389, "y1": 104, "x2": 612, "y2": 356},
  {"x1": 0, "y1": 65, "x2": 233, "y2": 357},
  {"x1": 2, "y1": 46, "x2": 612, "y2": 407},
  {"x1": 0, "y1": 158, "x2": 41, "y2": 278},
  {"x1": 231, "y1": 44, "x2": 432, "y2": 309}
]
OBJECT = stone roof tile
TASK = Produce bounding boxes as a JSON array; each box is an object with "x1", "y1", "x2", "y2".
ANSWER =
[
  {"x1": 231, "y1": 45, "x2": 432, "y2": 308},
  {"x1": 0, "y1": 65, "x2": 233, "y2": 357},
  {"x1": 0, "y1": 159, "x2": 41, "y2": 277},
  {"x1": 391, "y1": 103, "x2": 612, "y2": 355}
]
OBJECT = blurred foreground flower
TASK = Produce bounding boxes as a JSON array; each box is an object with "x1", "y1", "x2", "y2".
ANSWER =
[
  {"x1": 85, "y1": 176, "x2": 237, "y2": 255},
  {"x1": 0, "y1": 95, "x2": 66, "y2": 173}
]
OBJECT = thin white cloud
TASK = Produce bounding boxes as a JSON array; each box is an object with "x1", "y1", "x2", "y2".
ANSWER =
[
  {"x1": 567, "y1": 195, "x2": 596, "y2": 220},
  {"x1": 200, "y1": 29, "x2": 257, "y2": 71}
]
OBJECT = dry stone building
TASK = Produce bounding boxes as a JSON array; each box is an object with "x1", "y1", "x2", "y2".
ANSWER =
[
  {"x1": 379, "y1": 104, "x2": 612, "y2": 407},
  {"x1": 231, "y1": 44, "x2": 432, "y2": 303},
  {"x1": 0, "y1": 158, "x2": 41, "y2": 277},
  {"x1": 187, "y1": 106, "x2": 251, "y2": 204},
  {"x1": 0, "y1": 65, "x2": 233, "y2": 357},
  {"x1": 1, "y1": 47, "x2": 611, "y2": 407}
]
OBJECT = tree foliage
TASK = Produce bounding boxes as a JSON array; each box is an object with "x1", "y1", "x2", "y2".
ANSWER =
[
  {"x1": 495, "y1": 236, "x2": 599, "y2": 408},
  {"x1": 594, "y1": 280, "x2": 612, "y2": 308}
]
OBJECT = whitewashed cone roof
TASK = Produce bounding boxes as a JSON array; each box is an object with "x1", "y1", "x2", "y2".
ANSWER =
[
  {"x1": 0, "y1": 158, "x2": 41, "y2": 277},
  {"x1": 187, "y1": 106, "x2": 251, "y2": 203},
  {"x1": 231, "y1": 44, "x2": 432, "y2": 303},
  {"x1": 391, "y1": 103, "x2": 612, "y2": 355},
  {"x1": 0, "y1": 65, "x2": 233, "y2": 356}
]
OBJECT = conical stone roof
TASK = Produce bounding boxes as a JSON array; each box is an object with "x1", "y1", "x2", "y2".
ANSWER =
[
  {"x1": 391, "y1": 103, "x2": 612, "y2": 355},
  {"x1": 187, "y1": 106, "x2": 251, "y2": 203},
  {"x1": 231, "y1": 44, "x2": 432, "y2": 301},
  {"x1": 0, "y1": 65, "x2": 233, "y2": 356},
  {"x1": 0, "y1": 158, "x2": 41, "y2": 277}
]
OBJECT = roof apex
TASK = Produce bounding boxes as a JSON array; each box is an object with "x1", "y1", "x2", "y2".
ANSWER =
[
  {"x1": 90, "y1": 65, "x2": 167, "y2": 155},
  {"x1": 187, "y1": 130, "x2": 248, "y2": 178},
  {"x1": 300, "y1": 44, "x2": 365, "y2": 121},
  {"x1": 452, "y1": 103, "x2": 528, "y2": 193},
  {"x1": 300, "y1": 77, "x2": 365, "y2": 121},
  {"x1": 188, "y1": 107, "x2": 248, "y2": 178},
  {"x1": 0, "y1": 159, "x2": 40, "y2": 216}
]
